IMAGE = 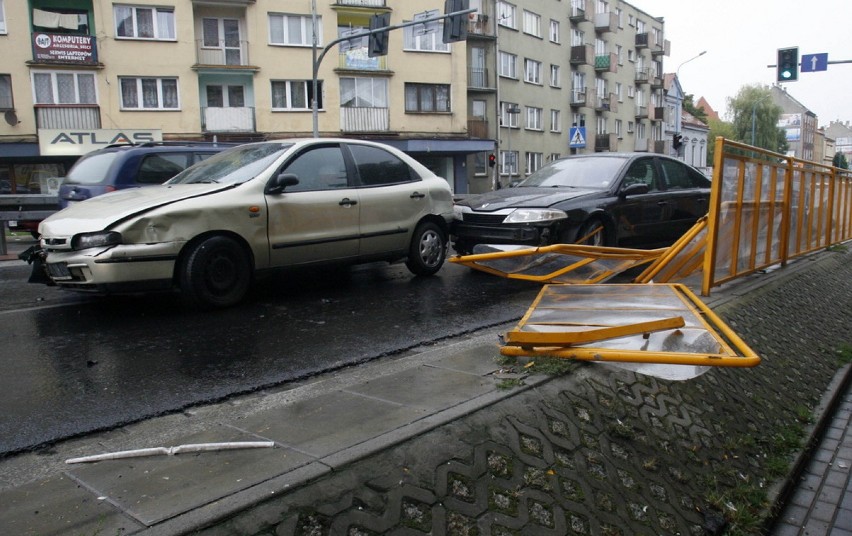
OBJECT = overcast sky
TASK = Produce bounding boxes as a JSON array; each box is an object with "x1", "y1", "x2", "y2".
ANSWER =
[{"x1": 634, "y1": 0, "x2": 851, "y2": 127}]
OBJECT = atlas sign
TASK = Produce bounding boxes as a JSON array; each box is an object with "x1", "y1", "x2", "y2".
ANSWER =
[{"x1": 38, "y1": 129, "x2": 163, "y2": 155}]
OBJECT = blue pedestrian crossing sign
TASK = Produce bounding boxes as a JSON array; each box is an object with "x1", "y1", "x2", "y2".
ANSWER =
[
  {"x1": 801, "y1": 53, "x2": 828, "y2": 72},
  {"x1": 569, "y1": 127, "x2": 586, "y2": 148}
]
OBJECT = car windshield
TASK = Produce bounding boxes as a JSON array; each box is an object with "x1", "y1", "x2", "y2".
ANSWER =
[
  {"x1": 516, "y1": 156, "x2": 630, "y2": 189},
  {"x1": 167, "y1": 143, "x2": 293, "y2": 185},
  {"x1": 64, "y1": 152, "x2": 120, "y2": 185}
]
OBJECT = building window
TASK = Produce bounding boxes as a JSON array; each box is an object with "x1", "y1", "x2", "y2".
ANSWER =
[
  {"x1": 550, "y1": 64, "x2": 560, "y2": 87},
  {"x1": 498, "y1": 51, "x2": 517, "y2": 79},
  {"x1": 615, "y1": 119, "x2": 623, "y2": 138},
  {"x1": 403, "y1": 23, "x2": 449, "y2": 52},
  {"x1": 340, "y1": 77, "x2": 387, "y2": 108},
  {"x1": 474, "y1": 152, "x2": 487, "y2": 176},
  {"x1": 269, "y1": 13, "x2": 320, "y2": 46},
  {"x1": 272, "y1": 80, "x2": 322, "y2": 110},
  {"x1": 524, "y1": 59, "x2": 541, "y2": 84},
  {"x1": 32, "y1": 71, "x2": 96, "y2": 104},
  {"x1": 497, "y1": 1, "x2": 516, "y2": 29},
  {"x1": 119, "y1": 77, "x2": 178, "y2": 109},
  {"x1": 500, "y1": 150, "x2": 518, "y2": 176},
  {"x1": 0, "y1": 75, "x2": 12, "y2": 109},
  {"x1": 526, "y1": 106, "x2": 542, "y2": 130},
  {"x1": 549, "y1": 19, "x2": 560, "y2": 43},
  {"x1": 501, "y1": 102, "x2": 519, "y2": 127},
  {"x1": 405, "y1": 83, "x2": 450, "y2": 113},
  {"x1": 627, "y1": 120, "x2": 634, "y2": 133},
  {"x1": 550, "y1": 109, "x2": 561, "y2": 133},
  {"x1": 522, "y1": 10, "x2": 540, "y2": 37},
  {"x1": 0, "y1": 0, "x2": 6, "y2": 34},
  {"x1": 549, "y1": 153, "x2": 561, "y2": 162},
  {"x1": 525, "y1": 152, "x2": 543, "y2": 175},
  {"x1": 114, "y1": 5, "x2": 175, "y2": 40}
]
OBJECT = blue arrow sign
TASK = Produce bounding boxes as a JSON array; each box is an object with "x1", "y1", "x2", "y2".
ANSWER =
[{"x1": 801, "y1": 53, "x2": 828, "y2": 72}]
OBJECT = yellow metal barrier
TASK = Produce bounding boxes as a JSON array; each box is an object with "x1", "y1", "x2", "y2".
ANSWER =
[{"x1": 702, "y1": 138, "x2": 852, "y2": 295}]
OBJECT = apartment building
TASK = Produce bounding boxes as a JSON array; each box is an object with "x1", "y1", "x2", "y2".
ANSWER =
[
  {"x1": 0, "y1": 0, "x2": 673, "y2": 198},
  {"x1": 475, "y1": 0, "x2": 670, "y2": 190},
  {"x1": 0, "y1": 0, "x2": 491, "y2": 196}
]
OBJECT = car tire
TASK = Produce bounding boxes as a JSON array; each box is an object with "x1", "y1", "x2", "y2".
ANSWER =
[
  {"x1": 180, "y1": 236, "x2": 251, "y2": 308},
  {"x1": 575, "y1": 219, "x2": 608, "y2": 247},
  {"x1": 405, "y1": 221, "x2": 447, "y2": 276}
]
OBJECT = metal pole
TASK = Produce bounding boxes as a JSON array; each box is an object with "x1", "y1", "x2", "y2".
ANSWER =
[{"x1": 311, "y1": 0, "x2": 319, "y2": 138}]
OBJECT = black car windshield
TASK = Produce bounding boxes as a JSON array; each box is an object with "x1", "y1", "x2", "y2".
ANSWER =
[
  {"x1": 516, "y1": 156, "x2": 630, "y2": 189},
  {"x1": 167, "y1": 143, "x2": 293, "y2": 185}
]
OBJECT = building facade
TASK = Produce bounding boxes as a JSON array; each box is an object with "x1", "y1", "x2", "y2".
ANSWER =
[
  {"x1": 1, "y1": 0, "x2": 673, "y2": 198},
  {"x1": 825, "y1": 121, "x2": 852, "y2": 165},
  {"x1": 770, "y1": 85, "x2": 817, "y2": 162}
]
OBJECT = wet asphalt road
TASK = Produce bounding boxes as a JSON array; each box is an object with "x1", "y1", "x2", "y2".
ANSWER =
[{"x1": 0, "y1": 251, "x2": 540, "y2": 456}]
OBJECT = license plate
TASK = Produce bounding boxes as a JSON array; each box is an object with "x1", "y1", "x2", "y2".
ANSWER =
[{"x1": 46, "y1": 262, "x2": 72, "y2": 280}]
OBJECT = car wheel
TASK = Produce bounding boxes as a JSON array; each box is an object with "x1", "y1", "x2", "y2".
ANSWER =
[
  {"x1": 575, "y1": 219, "x2": 608, "y2": 246},
  {"x1": 180, "y1": 236, "x2": 251, "y2": 308},
  {"x1": 405, "y1": 221, "x2": 447, "y2": 276}
]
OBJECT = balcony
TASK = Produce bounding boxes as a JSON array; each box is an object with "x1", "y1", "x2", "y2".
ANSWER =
[
  {"x1": 570, "y1": 44, "x2": 594, "y2": 66},
  {"x1": 635, "y1": 32, "x2": 655, "y2": 49},
  {"x1": 595, "y1": 133, "x2": 618, "y2": 152},
  {"x1": 35, "y1": 105, "x2": 101, "y2": 129},
  {"x1": 634, "y1": 68, "x2": 650, "y2": 84},
  {"x1": 594, "y1": 53, "x2": 617, "y2": 73},
  {"x1": 651, "y1": 107, "x2": 666, "y2": 122},
  {"x1": 650, "y1": 73, "x2": 664, "y2": 88},
  {"x1": 340, "y1": 106, "x2": 389, "y2": 132},
  {"x1": 635, "y1": 105, "x2": 648, "y2": 119},
  {"x1": 570, "y1": 88, "x2": 587, "y2": 107},
  {"x1": 338, "y1": 51, "x2": 388, "y2": 71},
  {"x1": 654, "y1": 140, "x2": 671, "y2": 154},
  {"x1": 467, "y1": 12, "x2": 495, "y2": 38},
  {"x1": 652, "y1": 39, "x2": 671, "y2": 57},
  {"x1": 468, "y1": 67, "x2": 495, "y2": 91},
  {"x1": 595, "y1": 94, "x2": 618, "y2": 113},
  {"x1": 202, "y1": 106, "x2": 256, "y2": 132},
  {"x1": 634, "y1": 137, "x2": 651, "y2": 152},
  {"x1": 335, "y1": 0, "x2": 386, "y2": 6},
  {"x1": 594, "y1": 12, "x2": 617, "y2": 33},
  {"x1": 569, "y1": 1, "x2": 593, "y2": 22},
  {"x1": 468, "y1": 118, "x2": 489, "y2": 139},
  {"x1": 194, "y1": 40, "x2": 251, "y2": 67}
]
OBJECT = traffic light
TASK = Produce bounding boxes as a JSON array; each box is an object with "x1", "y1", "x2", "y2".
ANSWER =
[
  {"x1": 488, "y1": 153, "x2": 496, "y2": 167},
  {"x1": 673, "y1": 133, "x2": 683, "y2": 151},
  {"x1": 442, "y1": 0, "x2": 469, "y2": 44},
  {"x1": 368, "y1": 13, "x2": 391, "y2": 57},
  {"x1": 777, "y1": 47, "x2": 799, "y2": 82}
]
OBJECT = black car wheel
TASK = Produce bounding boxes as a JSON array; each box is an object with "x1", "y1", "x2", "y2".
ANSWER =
[
  {"x1": 575, "y1": 219, "x2": 608, "y2": 247},
  {"x1": 405, "y1": 221, "x2": 447, "y2": 276},
  {"x1": 180, "y1": 235, "x2": 251, "y2": 308}
]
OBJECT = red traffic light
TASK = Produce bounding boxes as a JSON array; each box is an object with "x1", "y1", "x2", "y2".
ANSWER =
[{"x1": 488, "y1": 153, "x2": 496, "y2": 167}]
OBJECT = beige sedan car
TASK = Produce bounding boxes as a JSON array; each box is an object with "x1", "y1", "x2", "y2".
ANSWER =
[{"x1": 32, "y1": 139, "x2": 454, "y2": 307}]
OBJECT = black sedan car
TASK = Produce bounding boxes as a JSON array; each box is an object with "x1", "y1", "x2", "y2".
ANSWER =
[{"x1": 451, "y1": 153, "x2": 710, "y2": 254}]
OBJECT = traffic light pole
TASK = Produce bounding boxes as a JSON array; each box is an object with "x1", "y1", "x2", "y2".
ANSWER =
[{"x1": 310, "y1": 7, "x2": 475, "y2": 138}]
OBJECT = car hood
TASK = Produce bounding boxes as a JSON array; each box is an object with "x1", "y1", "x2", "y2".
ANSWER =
[
  {"x1": 40, "y1": 184, "x2": 234, "y2": 236},
  {"x1": 458, "y1": 187, "x2": 602, "y2": 211}
]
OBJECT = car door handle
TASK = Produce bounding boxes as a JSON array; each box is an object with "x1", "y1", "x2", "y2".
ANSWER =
[
  {"x1": 410, "y1": 192, "x2": 426, "y2": 199},
  {"x1": 339, "y1": 198, "x2": 357, "y2": 207},
  {"x1": 657, "y1": 201, "x2": 671, "y2": 206}
]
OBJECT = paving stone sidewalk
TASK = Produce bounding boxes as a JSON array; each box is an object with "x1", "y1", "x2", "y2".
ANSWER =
[{"x1": 196, "y1": 248, "x2": 852, "y2": 536}]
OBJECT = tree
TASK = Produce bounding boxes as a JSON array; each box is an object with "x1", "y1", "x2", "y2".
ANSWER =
[
  {"x1": 726, "y1": 85, "x2": 788, "y2": 154},
  {"x1": 706, "y1": 118, "x2": 736, "y2": 166},
  {"x1": 682, "y1": 94, "x2": 708, "y2": 124},
  {"x1": 833, "y1": 152, "x2": 849, "y2": 170}
]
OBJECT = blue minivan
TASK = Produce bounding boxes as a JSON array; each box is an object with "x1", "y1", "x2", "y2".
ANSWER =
[{"x1": 58, "y1": 142, "x2": 233, "y2": 209}]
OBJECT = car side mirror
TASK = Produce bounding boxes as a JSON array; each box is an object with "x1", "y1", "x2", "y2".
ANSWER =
[
  {"x1": 266, "y1": 173, "x2": 299, "y2": 195},
  {"x1": 620, "y1": 183, "x2": 650, "y2": 197}
]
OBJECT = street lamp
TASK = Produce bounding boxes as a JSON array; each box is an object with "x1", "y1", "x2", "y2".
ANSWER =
[{"x1": 675, "y1": 50, "x2": 707, "y2": 78}]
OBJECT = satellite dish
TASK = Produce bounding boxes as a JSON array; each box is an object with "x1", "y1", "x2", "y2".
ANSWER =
[{"x1": 4, "y1": 110, "x2": 19, "y2": 126}]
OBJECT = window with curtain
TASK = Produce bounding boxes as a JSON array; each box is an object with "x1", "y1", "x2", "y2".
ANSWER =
[
  {"x1": 0, "y1": 75, "x2": 12, "y2": 108},
  {"x1": 269, "y1": 13, "x2": 320, "y2": 46},
  {"x1": 404, "y1": 83, "x2": 450, "y2": 113},
  {"x1": 272, "y1": 80, "x2": 323, "y2": 110},
  {"x1": 114, "y1": 5, "x2": 175, "y2": 40},
  {"x1": 119, "y1": 77, "x2": 178, "y2": 109},
  {"x1": 32, "y1": 71, "x2": 97, "y2": 104},
  {"x1": 340, "y1": 77, "x2": 387, "y2": 108}
]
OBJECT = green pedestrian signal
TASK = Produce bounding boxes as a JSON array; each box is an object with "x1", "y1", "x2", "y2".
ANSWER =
[{"x1": 777, "y1": 47, "x2": 799, "y2": 82}]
